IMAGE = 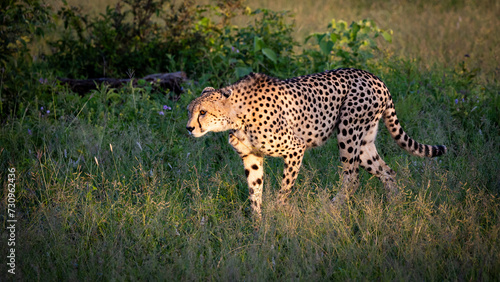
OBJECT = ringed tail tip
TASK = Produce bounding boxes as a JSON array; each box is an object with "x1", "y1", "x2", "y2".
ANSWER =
[{"x1": 433, "y1": 145, "x2": 447, "y2": 157}]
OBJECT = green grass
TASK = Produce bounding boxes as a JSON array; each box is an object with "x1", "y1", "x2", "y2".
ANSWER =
[
  {"x1": 1, "y1": 0, "x2": 500, "y2": 280},
  {"x1": 1, "y1": 60, "x2": 499, "y2": 280}
]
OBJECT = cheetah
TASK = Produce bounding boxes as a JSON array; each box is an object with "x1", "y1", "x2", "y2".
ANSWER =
[{"x1": 186, "y1": 69, "x2": 446, "y2": 218}]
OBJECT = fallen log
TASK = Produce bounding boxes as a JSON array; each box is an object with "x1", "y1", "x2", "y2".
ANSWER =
[{"x1": 57, "y1": 71, "x2": 187, "y2": 96}]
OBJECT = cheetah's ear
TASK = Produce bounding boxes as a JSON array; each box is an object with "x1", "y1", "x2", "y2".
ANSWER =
[
  {"x1": 202, "y1": 87, "x2": 215, "y2": 94},
  {"x1": 220, "y1": 88, "x2": 232, "y2": 98}
]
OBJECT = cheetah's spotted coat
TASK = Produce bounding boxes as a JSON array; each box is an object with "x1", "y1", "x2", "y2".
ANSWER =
[{"x1": 186, "y1": 69, "x2": 446, "y2": 217}]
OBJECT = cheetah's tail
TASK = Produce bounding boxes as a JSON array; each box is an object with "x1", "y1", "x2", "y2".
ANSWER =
[{"x1": 382, "y1": 102, "x2": 447, "y2": 158}]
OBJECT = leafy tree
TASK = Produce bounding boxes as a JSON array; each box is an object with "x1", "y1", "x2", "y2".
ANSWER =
[{"x1": 0, "y1": 0, "x2": 52, "y2": 117}]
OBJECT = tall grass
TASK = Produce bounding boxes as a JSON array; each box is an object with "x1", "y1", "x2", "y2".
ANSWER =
[
  {"x1": 1, "y1": 60, "x2": 499, "y2": 279},
  {"x1": 1, "y1": 0, "x2": 499, "y2": 280}
]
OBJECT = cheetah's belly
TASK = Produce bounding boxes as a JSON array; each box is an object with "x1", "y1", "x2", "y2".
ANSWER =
[{"x1": 291, "y1": 95, "x2": 341, "y2": 148}]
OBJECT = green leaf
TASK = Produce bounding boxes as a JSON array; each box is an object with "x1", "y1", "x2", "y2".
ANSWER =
[
  {"x1": 106, "y1": 93, "x2": 121, "y2": 102},
  {"x1": 382, "y1": 30, "x2": 393, "y2": 43},
  {"x1": 319, "y1": 40, "x2": 334, "y2": 56},
  {"x1": 361, "y1": 26, "x2": 371, "y2": 35},
  {"x1": 254, "y1": 36, "x2": 264, "y2": 52},
  {"x1": 330, "y1": 19, "x2": 336, "y2": 29},
  {"x1": 330, "y1": 33, "x2": 338, "y2": 44},
  {"x1": 261, "y1": 48, "x2": 277, "y2": 64},
  {"x1": 305, "y1": 33, "x2": 326, "y2": 44},
  {"x1": 337, "y1": 20, "x2": 347, "y2": 31},
  {"x1": 350, "y1": 22, "x2": 360, "y2": 40},
  {"x1": 316, "y1": 33, "x2": 326, "y2": 44},
  {"x1": 235, "y1": 66, "x2": 253, "y2": 78},
  {"x1": 305, "y1": 34, "x2": 314, "y2": 43}
]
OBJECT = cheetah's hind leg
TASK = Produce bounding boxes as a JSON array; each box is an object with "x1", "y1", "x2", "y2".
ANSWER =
[
  {"x1": 359, "y1": 123, "x2": 400, "y2": 201},
  {"x1": 332, "y1": 118, "x2": 362, "y2": 205}
]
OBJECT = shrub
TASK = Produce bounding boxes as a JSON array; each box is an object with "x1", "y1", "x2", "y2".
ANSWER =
[
  {"x1": 197, "y1": 8, "x2": 299, "y2": 86},
  {"x1": 303, "y1": 19, "x2": 393, "y2": 72},
  {"x1": 0, "y1": 0, "x2": 52, "y2": 118},
  {"x1": 47, "y1": 0, "x2": 221, "y2": 78},
  {"x1": 45, "y1": 2, "x2": 298, "y2": 86}
]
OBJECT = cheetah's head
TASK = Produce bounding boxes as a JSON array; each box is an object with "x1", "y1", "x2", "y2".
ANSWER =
[{"x1": 186, "y1": 87, "x2": 237, "y2": 137}]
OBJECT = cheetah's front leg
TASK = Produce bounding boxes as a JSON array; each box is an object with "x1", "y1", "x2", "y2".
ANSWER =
[
  {"x1": 277, "y1": 138, "x2": 306, "y2": 205},
  {"x1": 229, "y1": 132, "x2": 264, "y2": 219}
]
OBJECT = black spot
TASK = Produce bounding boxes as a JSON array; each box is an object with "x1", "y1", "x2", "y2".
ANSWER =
[
  {"x1": 256, "y1": 178, "x2": 262, "y2": 185},
  {"x1": 251, "y1": 164, "x2": 259, "y2": 170},
  {"x1": 245, "y1": 169, "x2": 250, "y2": 177}
]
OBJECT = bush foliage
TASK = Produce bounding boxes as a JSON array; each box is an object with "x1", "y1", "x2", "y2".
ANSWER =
[
  {"x1": 1, "y1": 0, "x2": 396, "y2": 117},
  {"x1": 0, "y1": 0, "x2": 52, "y2": 116}
]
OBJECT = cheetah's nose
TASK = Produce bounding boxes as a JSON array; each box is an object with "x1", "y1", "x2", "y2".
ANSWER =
[{"x1": 186, "y1": 126, "x2": 195, "y2": 132}]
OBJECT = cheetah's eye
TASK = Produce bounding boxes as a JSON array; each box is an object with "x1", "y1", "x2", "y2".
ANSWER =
[{"x1": 200, "y1": 110, "x2": 207, "y2": 115}]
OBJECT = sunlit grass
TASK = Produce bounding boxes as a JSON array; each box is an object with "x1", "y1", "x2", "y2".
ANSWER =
[{"x1": 1, "y1": 61, "x2": 499, "y2": 279}]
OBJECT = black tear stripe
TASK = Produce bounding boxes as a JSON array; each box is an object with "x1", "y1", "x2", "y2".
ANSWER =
[{"x1": 197, "y1": 115, "x2": 203, "y2": 132}]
